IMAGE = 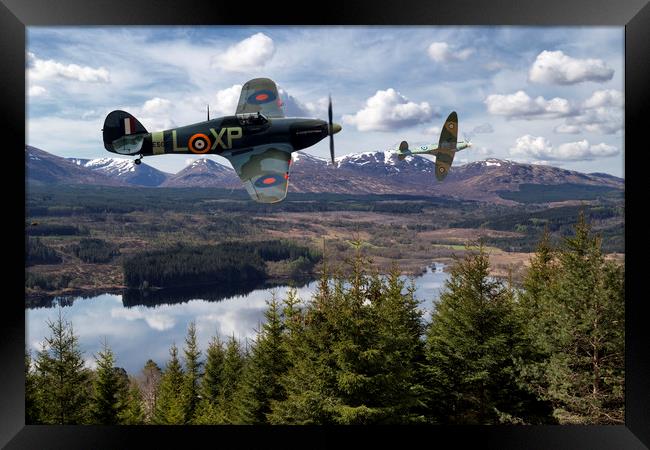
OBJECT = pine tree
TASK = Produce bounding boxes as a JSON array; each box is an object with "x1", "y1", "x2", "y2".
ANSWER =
[
  {"x1": 267, "y1": 279, "x2": 337, "y2": 425},
  {"x1": 531, "y1": 213, "x2": 625, "y2": 424},
  {"x1": 514, "y1": 228, "x2": 560, "y2": 408},
  {"x1": 370, "y1": 266, "x2": 427, "y2": 423},
  {"x1": 270, "y1": 248, "x2": 361, "y2": 425},
  {"x1": 153, "y1": 344, "x2": 185, "y2": 424},
  {"x1": 424, "y1": 244, "x2": 552, "y2": 424},
  {"x1": 118, "y1": 379, "x2": 145, "y2": 425},
  {"x1": 89, "y1": 340, "x2": 128, "y2": 424},
  {"x1": 237, "y1": 294, "x2": 290, "y2": 424},
  {"x1": 33, "y1": 310, "x2": 91, "y2": 424},
  {"x1": 270, "y1": 248, "x2": 428, "y2": 424},
  {"x1": 181, "y1": 321, "x2": 202, "y2": 424},
  {"x1": 194, "y1": 336, "x2": 226, "y2": 424},
  {"x1": 218, "y1": 336, "x2": 245, "y2": 423}
]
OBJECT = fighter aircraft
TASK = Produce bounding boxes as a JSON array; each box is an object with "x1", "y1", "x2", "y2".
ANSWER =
[
  {"x1": 395, "y1": 111, "x2": 471, "y2": 181},
  {"x1": 102, "y1": 78, "x2": 342, "y2": 203}
]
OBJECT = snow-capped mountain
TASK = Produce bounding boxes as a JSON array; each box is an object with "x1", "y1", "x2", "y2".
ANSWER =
[
  {"x1": 68, "y1": 157, "x2": 170, "y2": 187},
  {"x1": 27, "y1": 146, "x2": 126, "y2": 187},
  {"x1": 160, "y1": 158, "x2": 240, "y2": 188},
  {"x1": 28, "y1": 146, "x2": 624, "y2": 204},
  {"x1": 290, "y1": 151, "x2": 622, "y2": 203}
]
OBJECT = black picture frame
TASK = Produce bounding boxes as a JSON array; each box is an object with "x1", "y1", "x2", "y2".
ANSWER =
[{"x1": 4, "y1": 0, "x2": 649, "y2": 448}]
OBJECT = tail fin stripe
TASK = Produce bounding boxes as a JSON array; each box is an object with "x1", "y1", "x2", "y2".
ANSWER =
[{"x1": 124, "y1": 117, "x2": 133, "y2": 135}]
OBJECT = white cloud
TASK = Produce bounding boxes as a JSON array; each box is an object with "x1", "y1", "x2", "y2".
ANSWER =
[
  {"x1": 301, "y1": 96, "x2": 330, "y2": 118},
  {"x1": 554, "y1": 124, "x2": 581, "y2": 134},
  {"x1": 211, "y1": 33, "x2": 275, "y2": 73},
  {"x1": 211, "y1": 84, "x2": 243, "y2": 116},
  {"x1": 553, "y1": 89, "x2": 623, "y2": 135},
  {"x1": 528, "y1": 50, "x2": 614, "y2": 85},
  {"x1": 471, "y1": 123, "x2": 494, "y2": 134},
  {"x1": 510, "y1": 135, "x2": 554, "y2": 159},
  {"x1": 555, "y1": 140, "x2": 592, "y2": 160},
  {"x1": 485, "y1": 90, "x2": 574, "y2": 120},
  {"x1": 425, "y1": 125, "x2": 440, "y2": 135},
  {"x1": 110, "y1": 308, "x2": 176, "y2": 331},
  {"x1": 135, "y1": 97, "x2": 176, "y2": 131},
  {"x1": 474, "y1": 146, "x2": 493, "y2": 157},
  {"x1": 509, "y1": 135, "x2": 619, "y2": 161},
  {"x1": 565, "y1": 106, "x2": 623, "y2": 135},
  {"x1": 427, "y1": 42, "x2": 474, "y2": 63},
  {"x1": 589, "y1": 142, "x2": 619, "y2": 157},
  {"x1": 582, "y1": 89, "x2": 623, "y2": 109},
  {"x1": 142, "y1": 97, "x2": 172, "y2": 115},
  {"x1": 278, "y1": 88, "x2": 312, "y2": 117},
  {"x1": 28, "y1": 85, "x2": 46, "y2": 96},
  {"x1": 342, "y1": 88, "x2": 433, "y2": 131},
  {"x1": 28, "y1": 52, "x2": 110, "y2": 83}
]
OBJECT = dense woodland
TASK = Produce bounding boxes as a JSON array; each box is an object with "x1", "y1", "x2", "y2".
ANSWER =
[
  {"x1": 25, "y1": 238, "x2": 62, "y2": 267},
  {"x1": 26, "y1": 214, "x2": 624, "y2": 425},
  {"x1": 73, "y1": 238, "x2": 120, "y2": 264},
  {"x1": 122, "y1": 240, "x2": 320, "y2": 289}
]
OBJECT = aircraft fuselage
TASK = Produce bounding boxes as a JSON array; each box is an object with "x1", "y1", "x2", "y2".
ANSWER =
[{"x1": 105, "y1": 115, "x2": 331, "y2": 158}]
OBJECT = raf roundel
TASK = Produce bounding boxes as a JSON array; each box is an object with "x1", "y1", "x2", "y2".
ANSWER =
[
  {"x1": 248, "y1": 89, "x2": 277, "y2": 105},
  {"x1": 254, "y1": 173, "x2": 284, "y2": 188},
  {"x1": 188, "y1": 133, "x2": 212, "y2": 154}
]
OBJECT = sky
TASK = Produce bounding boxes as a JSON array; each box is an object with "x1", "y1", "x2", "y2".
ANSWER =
[{"x1": 27, "y1": 26, "x2": 624, "y2": 177}]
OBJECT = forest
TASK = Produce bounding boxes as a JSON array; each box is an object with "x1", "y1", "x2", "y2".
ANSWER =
[
  {"x1": 25, "y1": 214, "x2": 624, "y2": 425},
  {"x1": 122, "y1": 240, "x2": 321, "y2": 289}
]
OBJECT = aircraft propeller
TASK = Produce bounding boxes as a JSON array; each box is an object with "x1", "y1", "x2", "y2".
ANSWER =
[
  {"x1": 463, "y1": 132, "x2": 473, "y2": 148},
  {"x1": 327, "y1": 95, "x2": 342, "y2": 167}
]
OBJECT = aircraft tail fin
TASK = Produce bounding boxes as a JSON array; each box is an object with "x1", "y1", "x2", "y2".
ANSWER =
[{"x1": 103, "y1": 110, "x2": 148, "y2": 154}]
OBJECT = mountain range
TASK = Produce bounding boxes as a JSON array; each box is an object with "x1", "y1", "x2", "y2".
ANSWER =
[{"x1": 26, "y1": 145, "x2": 623, "y2": 204}]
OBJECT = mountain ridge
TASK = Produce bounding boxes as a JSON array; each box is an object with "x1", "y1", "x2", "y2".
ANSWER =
[{"x1": 26, "y1": 146, "x2": 623, "y2": 204}]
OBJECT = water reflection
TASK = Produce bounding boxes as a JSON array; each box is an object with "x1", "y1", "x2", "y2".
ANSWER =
[
  {"x1": 122, "y1": 277, "x2": 313, "y2": 307},
  {"x1": 25, "y1": 263, "x2": 448, "y2": 374}
]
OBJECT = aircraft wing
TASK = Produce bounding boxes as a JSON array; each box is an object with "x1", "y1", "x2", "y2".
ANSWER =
[
  {"x1": 225, "y1": 144, "x2": 292, "y2": 203},
  {"x1": 435, "y1": 111, "x2": 458, "y2": 181},
  {"x1": 236, "y1": 78, "x2": 285, "y2": 118}
]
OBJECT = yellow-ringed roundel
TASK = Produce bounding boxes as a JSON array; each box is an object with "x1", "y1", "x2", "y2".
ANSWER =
[
  {"x1": 439, "y1": 166, "x2": 446, "y2": 173},
  {"x1": 188, "y1": 133, "x2": 212, "y2": 154},
  {"x1": 254, "y1": 173, "x2": 284, "y2": 188}
]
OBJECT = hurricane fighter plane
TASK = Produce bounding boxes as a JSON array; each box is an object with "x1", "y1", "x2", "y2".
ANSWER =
[
  {"x1": 103, "y1": 78, "x2": 342, "y2": 203},
  {"x1": 395, "y1": 111, "x2": 471, "y2": 181}
]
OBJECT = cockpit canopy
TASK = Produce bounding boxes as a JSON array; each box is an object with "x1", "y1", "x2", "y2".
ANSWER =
[{"x1": 236, "y1": 112, "x2": 269, "y2": 126}]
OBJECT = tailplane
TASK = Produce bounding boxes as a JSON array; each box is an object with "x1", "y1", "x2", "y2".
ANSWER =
[{"x1": 103, "y1": 110, "x2": 148, "y2": 155}]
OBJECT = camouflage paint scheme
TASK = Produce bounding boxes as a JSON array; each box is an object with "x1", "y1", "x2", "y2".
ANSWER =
[
  {"x1": 396, "y1": 111, "x2": 471, "y2": 181},
  {"x1": 103, "y1": 78, "x2": 341, "y2": 203}
]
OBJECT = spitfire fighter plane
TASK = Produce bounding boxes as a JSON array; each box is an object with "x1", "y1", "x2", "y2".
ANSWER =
[
  {"x1": 103, "y1": 78, "x2": 342, "y2": 203},
  {"x1": 396, "y1": 111, "x2": 471, "y2": 181}
]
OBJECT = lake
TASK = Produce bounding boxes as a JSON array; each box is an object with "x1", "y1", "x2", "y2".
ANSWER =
[{"x1": 26, "y1": 263, "x2": 449, "y2": 374}]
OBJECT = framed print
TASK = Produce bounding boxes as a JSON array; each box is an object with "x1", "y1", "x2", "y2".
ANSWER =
[{"x1": 4, "y1": 0, "x2": 649, "y2": 448}]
